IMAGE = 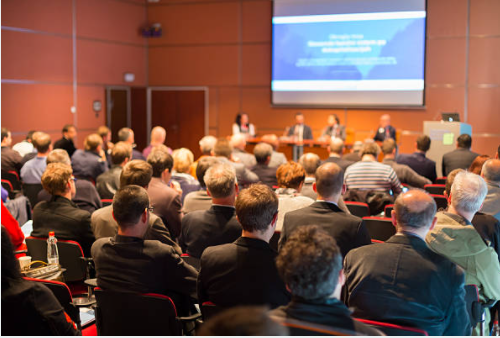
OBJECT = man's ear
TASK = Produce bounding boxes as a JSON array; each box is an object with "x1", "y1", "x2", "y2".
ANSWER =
[
  {"x1": 391, "y1": 210, "x2": 398, "y2": 228},
  {"x1": 206, "y1": 189, "x2": 212, "y2": 197},
  {"x1": 341, "y1": 183, "x2": 347, "y2": 195},
  {"x1": 112, "y1": 210, "x2": 117, "y2": 222},
  {"x1": 312, "y1": 182, "x2": 317, "y2": 193},
  {"x1": 234, "y1": 183, "x2": 239, "y2": 195},
  {"x1": 338, "y1": 269, "x2": 346, "y2": 288},
  {"x1": 447, "y1": 191, "x2": 452, "y2": 206},
  {"x1": 141, "y1": 209, "x2": 148, "y2": 223}
]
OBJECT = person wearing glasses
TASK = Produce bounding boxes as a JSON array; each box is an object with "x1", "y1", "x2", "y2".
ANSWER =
[{"x1": 31, "y1": 162, "x2": 95, "y2": 257}]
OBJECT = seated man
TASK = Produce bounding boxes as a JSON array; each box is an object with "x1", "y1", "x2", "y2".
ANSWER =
[
  {"x1": 381, "y1": 139, "x2": 431, "y2": 188},
  {"x1": 230, "y1": 134, "x2": 256, "y2": 169},
  {"x1": 323, "y1": 138, "x2": 353, "y2": 172},
  {"x1": 298, "y1": 153, "x2": 321, "y2": 200},
  {"x1": 20, "y1": 132, "x2": 52, "y2": 184},
  {"x1": 1, "y1": 127, "x2": 23, "y2": 174},
  {"x1": 91, "y1": 160, "x2": 180, "y2": 253},
  {"x1": 31, "y1": 163, "x2": 95, "y2": 256},
  {"x1": 344, "y1": 190, "x2": 471, "y2": 336},
  {"x1": 91, "y1": 185, "x2": 197, "y2": 315},
  {"x1": 146, "y1": 145, "x2": 182, "y2": 238},
  {"x1": 53, "y1": 124, "x2": 77, "y2": 158},
  {"x1": 373, "y1": 114, "x2": 396, "y2": 142},
  {"x1": 261, "y1": 134, "x2": 287, "y2": 168},
  {"x1": 118, "y1": 127, "x2": 145, "y2": 161},
  {"x1": 189, "y1": 135, "x2": 217, "y2": 179},
  {"x1": 180, "y1": 163, "x2": 242, "y2": 258},
  {"x1": 183, "y1": 157, "x2": 219, "y2": 214},
  {"x1": 251, "y1": 142, "x2": 278, "y2": 189},
  {"x1": 481, "y1": 159, "x2": 500, "y2": 221},
  {"x1": 425, "y1": 171, "x2": 500, "y2": 331},
  {"x1": 280, "y1": 163, "x2": 370, "y2": 257},
  {"x1": 142, "y1": 126, "x2": 172, "y2": 159},
  {"x1": 396, "y1": 135, "x2": 437, "y2": 182},
  {"x1": 213, "y1": 138, "x2": 258, "y2": 187},
  {"x1": 71, "y1": 133, "x2": 108, "y2": 182},
  {"x1": 271, "y1": 225, "x2": 381, "y2": 336},
  {"x1": 198, "y1": 184, "x2": 290, "y2": 309},
  {"x1": 96, "y1": 142, "x2": 131, "y2": 200},
  {"x1": 441, "y1": 134, "x2": 479, "y2": 176}
]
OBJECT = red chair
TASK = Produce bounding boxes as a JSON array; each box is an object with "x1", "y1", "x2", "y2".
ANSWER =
[
  {"x1": 362, "y1": 217, "x2": 396, "y2": 241},
  {"x1": 435, "y1": 177, "x2": 447, "y2": 184},
  {"x1": 430, "y1": 194, "x2": 448, "y2": 211},
  {"x1": 101, "y1": 199, "x2": 113, "y2": 207},
  {"x1": 384, "y1": 204, "x2": 394, "y2": 218},
  {"x1": 345, "y1": 201, "x2": 370, "y2": 218},
  {"x1": 2, "y1": 170, "x2": 22, "y2": 191},
  {"x1": 355, "y1": 318, "x2": 428, "y2": 336},
  {"x1": 424, "y1": 184, "x2": 446, "y2": 195},
  {"x1": 371, "y1": 239, "x2": 385, "y2": 244},
  {"x1": 180, "y1": 253, "x2": 200, "y2": 271},
  {"x1": 270, "y1": 230, "x2": 281, "y2": 251}
]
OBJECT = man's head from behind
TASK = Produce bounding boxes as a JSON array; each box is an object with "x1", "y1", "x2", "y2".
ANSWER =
[
  {"x1": 299, "y1": 153, "x2": 321, "y2": 177},
  {"x1": 276, "y1": 161, "x2": 306, "y2": 190},
  {"x1": 457, "y1": 134, "x2": 472, "y2": 149},
  {"x1": 196, "y1": 157, "x2": 220, "y2": 188},
  {"x1": 32, "y1": 132, "x2": 52, "y2": 154},
  {"x1": 328, "y1": 138, "x2": 344, "y2": 155},
  {"x1": 230, "y1": 134, "x2": 246, "y2": 150},
  {"x1": 314, "y1": 163, "x2": 344, "y2": 200},
  {"x1": 112, "y1": 185, "x2": 149, "y2": 234},
  {"x1": 41, "y1": 163, "x2": 75, "y2": 197},
  {"x1": 235, "y1": 184, "x2": 278, "y2": 235},
  {"x1": 47, "y1": 149, "x2": 71, "y2": 166},
  {"x1": 172, "y1": 148, "x2": 194, "y2": 173},
  {"x1": 393, "y1": 189, "x2": 436, "y2": 234},
  {"x1": 450, "y1": 171, "x2": 488, "y2": 215},
  {"x1": 360, "y1": 141, "x2": 380, "y2": 158},
  {"x1": 276, "y1": 225, "x2": 343, "y2": 301},
  {"x1": 444, "y1": 168, "x2": 465, "y2": 197},
  {"x1": 481, "y1": 159, "x2": 500, "y2": 184},
  {"x1": 150, "y1": 126, "x2": 166, "y2": 145},
  {"x1": 1, "y1": 128, "x2": 12, "y2": 146},
  {"x1": 147, "y1": 145, "x2": 173, "y2": 179},
  {"x1": 204, "y1": 163, "x2": 237, "y2": 199},
  {"x1": 381, "y1": 138, "x2": 397, "y2": 156},
  {"x1": 111, "y1": 142, "x2": 132, "y2": 166},
  {"x1": 416, "y1": 135, "x2": 431, "y2": 152},
  {"x1": 84, "y1": 133, "x2": 103, "y2": 152},
  {"x1": 120, "y1": 160, "x2": 153, "y2": 189},
  {"x1": 118, "y1": 128, "x2": 134, "y2": 144},
  {"x1": 261, "y1": 134, "x2": 279, "y2": 150},
  {"x1": 199, "y1": 135, "x2": 217, "y2": 155},
  {"x1": 254, "y1": 142, "x2": 273, "y2": 165},
  {"x1": 213, "y1": 138, "x2": 233, "y2": 158}
]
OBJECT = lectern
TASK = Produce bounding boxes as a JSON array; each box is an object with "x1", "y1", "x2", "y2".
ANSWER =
[{"x1": 423, "y1": 121, "x2": 472, "y2": 177}]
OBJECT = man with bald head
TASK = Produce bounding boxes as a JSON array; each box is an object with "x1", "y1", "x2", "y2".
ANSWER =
[
  {"x1": 230, "y1": 134, "x2": 256, "y2": 169},
  {"x1": 481, "y1": 159, "x2": 500, "y2": 221},
  {"x1": 373, "y1": 114, "x2": 396, "y2": 142},
  {"x1": 279, "y1": 162, "x2": 370, "y2": 257},
  {"x1": 344, "y1": 190, "x2": 471, "y2": 336},
  {"x1": 142, "y1": 126, "x2": 172, "y2": 159},
  {"x1": 324, "y1": 138, "x2": 354, "y2": 171}
]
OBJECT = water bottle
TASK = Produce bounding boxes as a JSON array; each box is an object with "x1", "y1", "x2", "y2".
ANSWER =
[{"x1": 47, "y1": 231, "x2": 59, "y2": 265}]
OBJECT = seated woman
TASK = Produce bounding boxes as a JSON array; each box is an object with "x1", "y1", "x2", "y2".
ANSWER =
[
  {"x1": 321, "y1": 114, "x2": 346, "y2": 141},
  {"x1": 171, "y1": 148, "x2": 201, "y2": 204},
  {"x1": 232, "y1": 113, "x2": 256, "y2": 139}
]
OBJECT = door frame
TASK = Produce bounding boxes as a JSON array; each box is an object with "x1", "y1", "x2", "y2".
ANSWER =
[
  {"x1": 146, "y1": 86, "x2": 209, "y2": 144},
  {"x1": 106, "y1": 86, "x2": 132, "y2": 129}
]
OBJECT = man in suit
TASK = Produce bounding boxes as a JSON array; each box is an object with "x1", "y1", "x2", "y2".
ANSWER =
[
  {"x1": 183, "y1": 157, "x2": 219, "y2": 214},
  {"x1": 373, "y1": 114, "x2": 396, "y2": 142},
  {"x1": 91, "y1": 160, "x2": 181, "y2": 253},
  {"x1": 213, "y1": 138, "x2": 258, "y2": 187},
  {"x1": 53, "y1": 124, "x2": 77, "y2": 158},
  {"x1": 96, "y1": 142, "x2": 132, "y2": 200},
  {"x1": 147, "y1": 146, "x2": 183, "y2": 238},
  {"x1": 270, "y1": 226, "x2": 381, "y2": 336},
  {"x1": 180, "y1": 163, "x2": 242, "y2": 258},
  {"x1": 1, "y1": 128, "x2": 23, "y2": 174},
  {"x1": 397, "y1": 135, "x2": 437, "y2": 182},
  {"x1": 344, "y1": 189, "x2": 471, "y2": 336},
  {"x1": 71, "y1": 133, "x2": 108, "y2": 182},
  {"x1": 118, "y1": 127, "x2": 145, "y2": 161},
  {"x1": 230, "y1": 134, "x2": 256, "y2": 169},
  {"x1": 32, "y1": 162, "x2": 95, "y2": 257},
  {"x1": 299, "y1": 152, "x2": 321, "y2": 200},
  {"x1": 198, "y1": 184, "x2": 290, "y2": 309},
  {"x1": 91, "y1": 185, "x2": 197, "y2": 315},
  {"x1": 261, "y1": 134, "x2": 287, "y2": 168},
  {"x1": 251, "y1": 142, "x2": 277, "y2": 188},
  {"x1": 481, "y1": 159, "x2": 500, "y2": 221},
  {"x1": 279, "y1": 162, "x2": 371, "y2": 257},
  {"x1": 323, "y1": 138, "x2": 354, "y2": 172},
  {"x1": 342, "y1": 141, "x2": 362, "y2": 162},
  {"x1": 442, "y1": 134, "x2": 479, "y2": 176},
  {"x1": 287, "y1": 112, "x2": 313, "y2": 140},
  {"x1": 382, "y1": 139, "x2": 431, "y2": 188}
]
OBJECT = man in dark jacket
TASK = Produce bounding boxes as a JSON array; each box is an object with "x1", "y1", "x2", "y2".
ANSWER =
[
  {"x1": 441, "y1": 134, "x2": 479, "y2": 176},
  {"x1": 251, "y1": 142, "x2": 278, "y2": 188},
  {"x1": 53, "y1": 124, "x2": 77, "y2": 158}
]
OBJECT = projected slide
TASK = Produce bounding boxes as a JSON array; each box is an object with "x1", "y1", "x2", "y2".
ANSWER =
[{"x1": 272, "y1": 2, "x2": 426, "y2": 107}]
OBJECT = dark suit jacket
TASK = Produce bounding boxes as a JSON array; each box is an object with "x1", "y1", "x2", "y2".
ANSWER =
[
  {"x1": 251, "y1": 163, "x2": 278, "y2": 188},
  {"x1": 38, "y1": 179, "x2": 102, "y2": 214},
  {"x1": 71, "y1": 150, "x2": 108, "y2": 182},
  {"x1": 131, "y1": 149, "x2": 146, "y2": 161},
  {"x1": 53, "y1": 137, "x2": 76, "y2": 157},
  {"x1": 344, "y1": 234, "x2": 471, "y2": 336},
  {"x1": 96, "y1": 165, "x2": 122, "y2": 200},
  {"x1": 396, "y1": 152, "x2": 437, "y2": 182},
  {"x1": 373, "y1": 125, "x2": 396, "y2": 142},
  {"x1": 279, "y1": 201, "x2": 370, "y2": 257},
  {"x1": 32, "y1": 195, "x2": 95, "y2": 257},
  {"x1": 342, "y1": 152, "x2": 361, "y2": 162},
  {"x1": 198, "y1": 237, "x2": 290, "y2": 308},
  {"x1": 442, "y1": 148, "x2": 479, "y2": 176},
  {"x1": 1, "y1": 146, "x2": 23, "y2": 173},
  {"x1": 148, "y1": 177, "x2": 183, "y2": 238},
  {"x1": 180, "y1": 205, "x2": 242, "y2": 258},
  {"x1": 473, "y1": 212, "x2": 500, "y2": 262},
  {"x1": 287, "y1": 124, "x2": 313, "y2": 140},
  {"x1": 323, "y1": 156, "x2": 353, "y2": 172}
]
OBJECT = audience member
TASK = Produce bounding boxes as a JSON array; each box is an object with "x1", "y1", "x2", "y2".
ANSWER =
[
  {"x1": 232, "y1": 112, "x2": 256, "y2": 139},
  {"x1": 261, "y1": 134, "x2": 287, "y2": 168},
  {"x1": 96, "y1": 141, "x2": 132, "y2": 200},
  {"x1": 271, "y1": 225, "x2": 381, "y2": 336},
  {"x1": 213, "y1": 138, "x2": 258, "y2": 186},
  {"x1": 425, "y1": 171, "x2": 500, "y2": 332},
  {"x1": 298, "y1": 152, "x2": 321, "y2": 199},
  {"x1": 183, "y1": 157, "x2": 219, "y2": 214},
  {"x1": 142, "y1": 126, "x2": 172, "y2": 159},
  {"x1": 198, "y1": 184, "x2": 290, "y2": 309},
  {"x1": 287, "y1": 112, "x2": 313, "y2": 140},
  {"x1": 71, "y1": 133, "x2": 108, "y2": 182},
  {"x1": 91, "y1": 160, "x2": 180, "y2": 252},
  {"x1": 381, "y1": 138, "x2": 431, "y2": 188},
  {"x1": 96, "y1": 125, "x2": 113, "y2": 167},
  {"x1": 481, "y1": 159, "x2": 500, "y2": 221},
  {"x1": 91, "y1": 185, "x2": 197, "y2": 315},
  {"x1": 344, "y1": 190, "x2": 471, "y2": 336},
  {"x1": 1, "y1": 127, "x2": 23, "y2": 173},
  {"x1": 189, "y1": 135, "x2": 217, "y2": 179},
  {"x1": 323, "y1": 138, "x2": 354, "y2": 171},
  {"x1": 344, "y1": 142, "x2": 402, "y2": 195},
  {"x1": 147, "y1": 145, "x2": 182, "y2": 238},
  {"x1": 342, "y1": 140, "x2": 362, "y2": 162},
  {"x1": 118, "y1": 127, "x2": 145, "y2": 160},
  {"x1": 275, "y1": 161, "x2": 314, "y2": 231},
  {"x1": 441, "y1": 134, "x2": 479, "y2": 176},
  {"x1": 373, "y1": 114, "x2": 396, "y2": 142},
  {"x1": 230, "y1": 134, "x2": 256, "y2": 168},
  {"x1": 20, "y1": 132, "x2": 52, "y2": 184},
  {"x1": 32, "y1": 163, "x2": 95, "y2": 256},
  {"x1": 171, "y1": 147, "x2": 201, "y2": 203},
  {"x1": 38, "y1": 149, "x2": 102, "y2": 214},
  {"x1": 396, "y1": 135, "x2": 437, "y2": 182},
  {"x1": 251, "y1": 142, "x2": 278, "y2": 188},
  {"x1": 469, "y1": 154, "x2": 490, "y2": 175},
  {"x1": 2, "y1": 227, "x2": 80, "y2": 335},
  {"x1": 53, "y1": 124, "x2": 77, "y2": 157},
  {"x1": 12, "y1": 130, "x2": 36, "y2": 157},
  {"x1": 180, "y1": 163, "x2": 241, "y2": 258},
  {"x1": 320, "y1": 114, "x2": 346, "y2": 141}
]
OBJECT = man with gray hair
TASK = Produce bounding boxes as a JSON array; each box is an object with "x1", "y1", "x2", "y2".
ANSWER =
[
  {"x1": 298, "y1": 152, "x2": 321, "y2": 200},
  {"x1": 345, "y1": 190, "x2": 471, "y2": 336},
  {"x1": 179, "y1": 163, "x2": 242, "y2": 258},
  {"x1": 481, "y1": 159, "x2": 500, "y2": 221},
  {"x1": 426, "y1": 171, "x2": 500, "y2": 332},
  {"x1": 324, "y1": 138, "x2": 354, "y2": 171},
  {"x1": 230, "y1": 134, "x2": 256, "y2": 169},
  {"x1": 189, "y1": 135, "x2": 217, "y2": 179},
  {"x1": 251, "y1": 142, "x2": 277, "y2": 188}
]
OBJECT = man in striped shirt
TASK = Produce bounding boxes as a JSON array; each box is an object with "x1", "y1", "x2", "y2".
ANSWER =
[{"x1": 344, "y1": 142, "x2": 402, "y2": 195}]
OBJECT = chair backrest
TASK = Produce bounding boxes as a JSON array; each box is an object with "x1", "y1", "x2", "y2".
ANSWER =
[
  {"x1": 2, "y1": 179, "x2": 13, "y2": 191},
  {"x1": 464, "y1": 284, "x2": 482, "y2": 329},
  {"x1": 2, "y1": 170, "x2": 22, "y2": 190},
  {"x1": 180, "y1": 253, "x2": 200, "y2": 271},
  {"x1": 435, "y1": 177, "x2": 447, "y2": 184},
  {"x1": 24, "y1": 277, "x2": 81, "y2": 329},
  {"x1": 22, "y1": 183, "x2": 44, "y2": 209},
  {"x1": 384, "y1": 204, "x2": 394, "y2": 218},
  {"x1": 26, "y1": 237, "x2": 86, "y2": 282},
  {"x1": 424, "y1": 184, "x2": 446, "y2": 195},
  {"x1": 101, "y1": 199, "x2": 113, "y2": 207},
  {"x1": 269, "y1": 316, "x2": 359, "y2": 336},
  {"x1": 269, "y1": 230, "x2": 281, "y2": 252},
  {"x1": 355, "y1": 318, "x2": 428, "y2": 336},
  {"x1": 94, "y1": 288, "x2": 181, "y2": 336},
  {"x1": 430, "y1": 194, "x2": 448, "y2": 210},
  {"x1": 345, "y1": 202, "x2": 370, "y2": 218},
  {"x1": 362, "y1": 217, "x2": 396, "y2": 241}
]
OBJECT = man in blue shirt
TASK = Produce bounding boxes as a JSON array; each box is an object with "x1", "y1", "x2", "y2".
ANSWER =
[
  {"x1": 71, "y1": 134, "x2": 108, "y2": 182},
  {"x1": 20, "y1": 132, "x2": 52, "y2": 184}
]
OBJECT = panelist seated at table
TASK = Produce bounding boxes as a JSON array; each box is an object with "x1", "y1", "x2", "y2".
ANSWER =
[
  {"x1": 232, "y1": 112, "x2": 256, "y2": 139},
  {"x1": 373, "y1": 114, "x2": 396, "y2": 142},
  {"x1": 321, "y1": 114, "x2": 346, "y2": 141},
  {"x1": 286, "y1": 112, "x2": 313, "y2": 140}
]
